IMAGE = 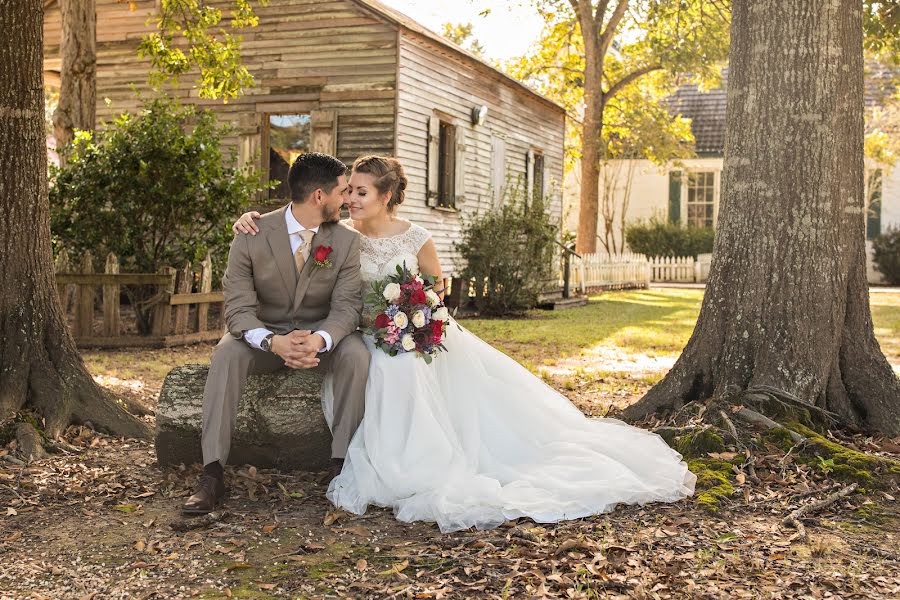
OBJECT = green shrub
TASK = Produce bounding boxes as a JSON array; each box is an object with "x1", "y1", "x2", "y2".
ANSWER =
[
  {"x1": 50, "y1": 96, "x2": 269, "y2": 332},
  {"x1": 872, "y1": 227, "x2": 900, "y2": 285},
  {"x1": 625, "y1": 217, "x2": 715, "y2": 257},
  {"x1": 455, "y1": 187, "x2": 558, "y2": 316}
]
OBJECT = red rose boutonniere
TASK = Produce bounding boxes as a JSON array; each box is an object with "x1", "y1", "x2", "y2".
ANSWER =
[{"x1": 313, "y1": 245, "x2": 333, "y2": 269}]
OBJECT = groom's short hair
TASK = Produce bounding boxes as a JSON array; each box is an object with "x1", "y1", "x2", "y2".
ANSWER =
[{"x1": 288, "y1": 152, "x2": 348, "y2": 202}]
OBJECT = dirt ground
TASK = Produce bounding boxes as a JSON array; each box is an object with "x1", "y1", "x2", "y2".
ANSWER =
[{"x1": 3, "y1": 290, "x2": 900, "y2": 600}]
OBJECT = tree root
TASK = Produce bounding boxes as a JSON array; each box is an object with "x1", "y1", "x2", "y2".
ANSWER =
[
  {"x1": 732, "y1": 407, "x2": 806, "y2": 443},
  {"x1": 782, "y1": 483, "x2": 858, "y2": 540}
]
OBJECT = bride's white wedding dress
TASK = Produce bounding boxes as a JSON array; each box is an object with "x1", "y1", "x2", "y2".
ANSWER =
[{"x1": 323, "y1": 222, "x2": 695, "y2": 533}]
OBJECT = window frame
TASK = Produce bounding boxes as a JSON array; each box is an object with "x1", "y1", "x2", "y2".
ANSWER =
[
  {"x1": 681, "y1": 169, "x2": 720, "y2": 229},
  {"x1": 437, "y1": 119, "x2": 457, "y2": 209},
  {"x1": 262, "y1": 112, "x2": 312, "y2": 203}
]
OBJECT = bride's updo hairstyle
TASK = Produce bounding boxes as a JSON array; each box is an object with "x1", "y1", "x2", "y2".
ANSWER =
[{"x1": 352, "y1": 155, "x2": 407, "y2": 211}]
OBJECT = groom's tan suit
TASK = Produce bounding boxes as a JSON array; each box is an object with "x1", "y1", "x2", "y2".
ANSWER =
[{"x1": 201, "y1": 205, "x2": 369, "y2": 465}]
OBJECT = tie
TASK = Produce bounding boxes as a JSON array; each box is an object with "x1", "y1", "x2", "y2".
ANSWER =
[{"x1": 294, "y1": 229, "x2": 315, "y2": 273}]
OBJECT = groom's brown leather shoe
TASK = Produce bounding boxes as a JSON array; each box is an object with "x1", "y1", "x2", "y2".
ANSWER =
[{"x1": 182, "y1": 462, "x2": 226, "y2": 515}]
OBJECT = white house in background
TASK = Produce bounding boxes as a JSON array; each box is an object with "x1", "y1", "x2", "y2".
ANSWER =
[{"x1": 564, "y1": 72, "x2": 898, "y2": 284}]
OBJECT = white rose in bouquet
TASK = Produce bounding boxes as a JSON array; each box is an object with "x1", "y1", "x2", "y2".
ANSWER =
[
  {"x1": 393, "y1": 312, "x2": 409, "y2": 328},
  {"x1": 425, "y1": 289, "x2": 440, "y2": 307},
  {"x1": 401, "y1": 334, "x2": 416, "y2": 351},
  {"x1": 411, "y1": 310, "x2": 426, "y2": 328},
  {"x1": 381, "y1": 254, "x2": 419, "y2": 278},
  {"x1": 433, "y1": 306, "x2": 450, "y2": 322},
  {"x1": 382, "y1": 282, "x2": 402, "y2": 303}
]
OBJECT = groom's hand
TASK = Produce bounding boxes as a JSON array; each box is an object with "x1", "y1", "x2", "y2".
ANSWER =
[
  {"x1": 271, "y1": 332, "x2": 320, "y2": 369},
  {"x1": 288, "y1": 330, "x2": 326, "y2": 355}
]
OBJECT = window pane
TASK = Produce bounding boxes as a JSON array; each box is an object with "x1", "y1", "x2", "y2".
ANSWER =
[{"x1": 268, "y1": 114, "x2": 310, "y2": 200}]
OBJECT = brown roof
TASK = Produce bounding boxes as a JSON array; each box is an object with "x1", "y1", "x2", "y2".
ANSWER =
[
  {"x1": 666, "y1": 76, "x2": 728, "y2": 156},
  {"x1": 667, "y1": 65, "x2": 898, "y2": 156}
]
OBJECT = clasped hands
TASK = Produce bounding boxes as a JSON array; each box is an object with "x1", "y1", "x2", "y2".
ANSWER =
[{"x1": 271, "y1": 330, "x2": 325, "y2": 369}]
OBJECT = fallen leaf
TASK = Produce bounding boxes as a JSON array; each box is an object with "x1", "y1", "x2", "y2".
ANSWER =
[
  {"x1": 323, "y1": 510, "x2": 347, "y2": 526},
  {"x1": 5, "y1": 508, "x2": 17, "y2": 516},
  {"x1": 377, "y1": 560, "x2": 409, "y2": 577},
  {"x1": 357, "y1": 559, "x2": 368, "y2": 572},
  {"x1": 258, "y1": 583, "x2": 276, "y2": 590},
  {"x1": 262, "y1": 524, "x2": 277, "y2": 534}
]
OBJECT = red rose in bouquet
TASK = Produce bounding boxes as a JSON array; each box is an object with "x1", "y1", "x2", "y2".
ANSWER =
[
  {"x1": 430, "y1": 319, "x2": 444, "y2": 343},
  {"x1": 410, "y1": 289, "x2": 427, "y2": 305},
  {"x1": 373, "y1": 313, "x2": 392, "y2": 329}
]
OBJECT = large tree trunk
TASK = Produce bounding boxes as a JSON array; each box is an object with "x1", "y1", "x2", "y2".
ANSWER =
[
  {"x1": 576, "y1": 46, "x2": 603, "y2": 255},
  {"x1": 0, "y1": 0, "x2": 149, "y2": 439},
  {"x1": 52, "y1": 0, "x2": 96, "y2": 155},
  {"x1": 624, "y1": 0, "x2": 900, "y2": 435}
]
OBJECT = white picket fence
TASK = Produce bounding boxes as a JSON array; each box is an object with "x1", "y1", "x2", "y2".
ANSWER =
[{"x1": 561, "y1": 252, "x2": 713, "y2": 291}]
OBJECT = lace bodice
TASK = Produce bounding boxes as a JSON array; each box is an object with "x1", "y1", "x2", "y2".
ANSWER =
[{"x1": 354, "y1": 221, "x2": 432, "y2": 286}]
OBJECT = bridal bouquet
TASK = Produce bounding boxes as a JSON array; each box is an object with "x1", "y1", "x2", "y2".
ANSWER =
[{"x1": 365, "y1": 264, "x2": 449, "y2": 363}]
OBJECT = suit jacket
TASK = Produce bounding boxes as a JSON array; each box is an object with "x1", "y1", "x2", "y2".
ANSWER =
[{"x1": 222, "y1": 205, "x2": 363, "y2": 348}]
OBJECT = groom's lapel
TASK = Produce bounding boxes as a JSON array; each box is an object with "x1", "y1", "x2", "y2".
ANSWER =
[
  {"x1": 266, "y1": 205, "x2": 297, "y2": 298},
  {"x1": 291, "y1": 223, "x2": 335, "y2": 312}
]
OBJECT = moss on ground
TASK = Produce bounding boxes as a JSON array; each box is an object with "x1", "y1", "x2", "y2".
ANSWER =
[
  {"x1": 688, "y1": 458, "x2": 736, "y2": 512},
  {"x1": 787, "y1": 422, "x2": 900, "y2": 487},
  {"x1": 675, "y1": 428, "x2": 727, "y2": 458}
]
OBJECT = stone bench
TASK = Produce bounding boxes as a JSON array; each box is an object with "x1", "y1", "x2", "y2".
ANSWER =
[{"x1": 155, "y1": 364, "x2": 332, "y2": 470}]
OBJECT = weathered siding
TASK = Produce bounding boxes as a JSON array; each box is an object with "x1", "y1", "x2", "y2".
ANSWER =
[
  {"x1": 43, "y1": 0, "x2": 398, "y2": 167},
  {"x1": 394, "y1": 32, "x2": 566, "y2": 272}
]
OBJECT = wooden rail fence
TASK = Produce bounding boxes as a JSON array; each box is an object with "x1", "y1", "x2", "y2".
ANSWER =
[{"x1": 55, "y1": 250, "x2": 225, "y2": 348}]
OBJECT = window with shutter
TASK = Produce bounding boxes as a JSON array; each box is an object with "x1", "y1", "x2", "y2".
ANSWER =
[
  {"x1": 265, "y1": 113, "x2": 310, "y2": 201},
  {"x1": 685, "y1": 171, "x2": 716, "y2": 228},
  {"x1": 533, "y1": 152, "x2": 545, "y2": 204},
  {"x1": 426, "y1": 115, "x2": 441, "y2": 207},
  {"x1": 310, "y1": 110, "x2": 337, "y2": 156}
]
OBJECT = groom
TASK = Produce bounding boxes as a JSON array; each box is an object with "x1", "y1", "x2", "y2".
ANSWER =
[{"x1": 183, "y1": 152, "x2": 369, "y2": 515}]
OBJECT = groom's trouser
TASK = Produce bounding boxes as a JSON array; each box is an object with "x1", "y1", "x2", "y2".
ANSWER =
[{"x1": 201, "y1": 331, "x2": 369, "y2": 466}]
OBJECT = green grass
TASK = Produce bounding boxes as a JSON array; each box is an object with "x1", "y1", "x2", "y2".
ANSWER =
[
  {"x1": 81, "y1": 290, "x2": 900, "y2": 389},
  {"x1": 463, "y1": 289, "x2": 900, "y2": 373},
  {"x1": 462, "y1": 289, "x2": 704, "y2": 369}
]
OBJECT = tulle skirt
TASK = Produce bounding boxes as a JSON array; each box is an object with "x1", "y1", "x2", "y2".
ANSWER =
[{"x1": 322, "y1": 319, "x2": 696, "y2": 533}]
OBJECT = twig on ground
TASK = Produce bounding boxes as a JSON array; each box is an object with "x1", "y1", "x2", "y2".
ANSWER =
[
  {"x1": 788, "y1": 483, "x2": 842, "y2": 502},
  {"x1": 170, "y1": 511, "x2": 229, "y2": 532},
  {"x1": 782, "y1": 483, "x2": 858, "y2": 540},
  {"x1": 719, "y1": 410, "x2": 761, "y2": 485}
]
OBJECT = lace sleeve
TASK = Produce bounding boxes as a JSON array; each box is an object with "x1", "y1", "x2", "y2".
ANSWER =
[{"x1": 405, "y1": 224, "x2": 432, "y2": 254}]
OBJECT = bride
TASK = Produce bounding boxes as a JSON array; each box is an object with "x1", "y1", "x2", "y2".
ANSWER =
[{"x1": 233, "y1": 155, "x2": 695, "y2": 533}]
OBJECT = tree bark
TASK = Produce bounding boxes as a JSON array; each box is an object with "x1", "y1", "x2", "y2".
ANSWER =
[
  {"x1": 624, "y1": 0, "x2": 900, "y2": 435},
  {"x1": 0, "y1": 0, "x2": 149, "y2": 439},
  {"x1": 575, "y1": 6, "x2": 603, "y2": 255},
  {"x1": 52, "y1": 0, "x2": 96, "y2": 155}
]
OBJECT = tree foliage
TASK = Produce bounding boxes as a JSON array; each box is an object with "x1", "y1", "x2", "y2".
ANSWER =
[
  {"x1": 503, "y1": 1, "x2": 730, "y2": 253},
  {"x1": 136, "y1": 0, "x2": 268, "y2": 101},
  {"x1": 441, "y1": 22, "x2": 486, "y2": 57},
  {"x1": 50, "y1": 97, "x2": 269, "y2": 331},
  {"x1": 455, "y1": 187, "x2": 558, "y2": 316}
]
